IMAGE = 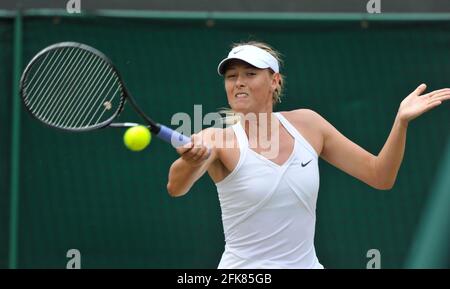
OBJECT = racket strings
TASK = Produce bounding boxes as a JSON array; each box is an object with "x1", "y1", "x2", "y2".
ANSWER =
[
  {"x1": 23, "y1": 46, "x2": 123, "y2": 129},
  {"x1": 58, "y1": 59, "x2": 106, "y2": 127},
  {"x1": 49, "y1": 51, "x2": 102, "y2": 125},
  {"x1": 69, "y1": 65, "x2": 119, "y2": 128},
  {"x1": 38, "y1": 48, "x2": 86, "y2": 121},
  {"x1": 27, "y1": 48, "x2": 69, "y2": 112}
]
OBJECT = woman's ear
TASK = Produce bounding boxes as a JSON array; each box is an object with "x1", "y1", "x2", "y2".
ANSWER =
[{"x1": 271, "y1": 73, "x2": 281, "y2": 91}]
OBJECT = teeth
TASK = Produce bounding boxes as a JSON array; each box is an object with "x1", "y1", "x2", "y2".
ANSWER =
[{"x1": 236, "y1": 93, "x2": 247, "y2": 98}]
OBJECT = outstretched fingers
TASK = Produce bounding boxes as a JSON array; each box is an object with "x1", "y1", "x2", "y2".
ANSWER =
[
  {"x1": 422, "y1": 88, "x2": 450, "y2": 98},
  {"x1": 427, "y1": 89, "x2": 450, "y2": 103}
]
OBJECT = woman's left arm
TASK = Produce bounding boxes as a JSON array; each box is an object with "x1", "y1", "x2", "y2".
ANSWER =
[
  {"x1": 374, "y1": 84, "x2": 450, "y2": 189},
  {"x1": 375, "y1": 84, "x2": 450, "y2": 188},
  {"x1": 317, "y1": 84, "x2": 450, "y2": 190}
]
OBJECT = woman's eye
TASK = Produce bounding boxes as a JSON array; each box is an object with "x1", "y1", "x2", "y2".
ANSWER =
[
  {"x1": 226, "y1": 74, "x2": 236, "y2": 79},
  {"x1": 247, "y1": 72, "x2": 256, "y2": 76}
]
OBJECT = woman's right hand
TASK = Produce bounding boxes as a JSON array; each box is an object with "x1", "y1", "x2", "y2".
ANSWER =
[
  {"x1": 175, "y1": 134, "x2": 211, "y2": 167},
  {"x1": 168, "y1": 129, "x2": 216, "y2": 197}
]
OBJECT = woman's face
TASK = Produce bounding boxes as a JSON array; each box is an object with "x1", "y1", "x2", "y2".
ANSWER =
[{"x1": 224, "y1": 60, "x2": 279, "y2": 115}]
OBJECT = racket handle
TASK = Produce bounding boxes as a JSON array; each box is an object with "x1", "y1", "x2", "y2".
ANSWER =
[
  {"x1": 157, "y1": 125, "x2": 212, "y2": 159},
  {"x1": 157, "y1": 125, "x2": 191, "y2": 148}
]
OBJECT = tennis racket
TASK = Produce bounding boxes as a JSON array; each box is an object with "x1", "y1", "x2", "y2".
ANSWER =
[{"x1": 20, "y1": 42, "x2": 191, "y2": 148}]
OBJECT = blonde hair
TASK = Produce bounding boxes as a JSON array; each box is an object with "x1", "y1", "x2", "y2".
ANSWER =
[{"x1": 220, "y1": 41, "x2": 285, "y2": 125}]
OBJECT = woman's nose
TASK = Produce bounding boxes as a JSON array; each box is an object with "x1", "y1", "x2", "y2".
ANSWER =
[{"x1": 235, "y1": 75, "x2": 245, "y2": 87}]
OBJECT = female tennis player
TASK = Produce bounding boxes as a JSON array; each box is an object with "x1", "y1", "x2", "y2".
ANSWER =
[{"x1": 167, "y1": 41, "x2": 450, "y2": 269}]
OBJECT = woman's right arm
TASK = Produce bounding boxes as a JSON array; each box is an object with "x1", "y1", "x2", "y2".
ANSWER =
[{"x1": 166, "y1": 128, "x2": 218, "y2": 197}]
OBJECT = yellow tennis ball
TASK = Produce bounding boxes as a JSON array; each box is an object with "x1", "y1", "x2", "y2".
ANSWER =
[{"x1": 123, "y1": 125, "x2": 151, "y2": 151}]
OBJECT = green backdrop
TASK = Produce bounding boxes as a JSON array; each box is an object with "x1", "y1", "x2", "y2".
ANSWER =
[
  {"x1": 1, "y1": 12, "x2": 449, "y2": 268},
  {"x1": 0, "y1": 18, "x2": 13, "y2": 269}
]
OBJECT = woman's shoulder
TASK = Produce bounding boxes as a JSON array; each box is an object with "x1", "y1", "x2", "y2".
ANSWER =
[
  {"x1": 279, "y1": 108, "x2": 326, "y2": 127},
  {"x1": 278, "y1": 109, "x2": 325, "y2": 155}
]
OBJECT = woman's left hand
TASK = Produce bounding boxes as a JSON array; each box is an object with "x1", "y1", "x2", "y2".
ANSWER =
[{"x1": 397, "y1": 84, "x2": 450, "y2": 124}]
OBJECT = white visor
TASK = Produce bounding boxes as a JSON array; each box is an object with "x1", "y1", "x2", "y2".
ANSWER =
[{"x1": 217, "y1": 45, "x2": 279, "y2": 75}]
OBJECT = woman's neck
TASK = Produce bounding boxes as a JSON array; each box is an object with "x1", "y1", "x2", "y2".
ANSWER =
[{"x1": 240, "y1": 111, "x2": 279, "y2": 146}]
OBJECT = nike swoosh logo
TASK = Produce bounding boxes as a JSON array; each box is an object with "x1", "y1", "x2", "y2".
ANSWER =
[
  {"x1": 301, "y1": 160, "x2": 312, "y2": 167},
  {"x1": 233, "y1": 49, "x2": 243, "y2": 54}
]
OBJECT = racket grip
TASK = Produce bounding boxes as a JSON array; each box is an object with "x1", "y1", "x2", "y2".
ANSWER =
[{"x1": 157, "y1": 125, "x2": 191, "y2": 148}]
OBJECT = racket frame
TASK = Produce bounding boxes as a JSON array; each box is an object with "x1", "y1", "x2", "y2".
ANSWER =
[{"x1": 20, "y1": 42, "x2": 161, "y2": 134}]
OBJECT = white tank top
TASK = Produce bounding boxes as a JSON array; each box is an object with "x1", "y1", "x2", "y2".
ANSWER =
[{"x1": 215, "y1": 112, "x2": 323, "y2": 269}]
